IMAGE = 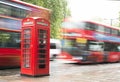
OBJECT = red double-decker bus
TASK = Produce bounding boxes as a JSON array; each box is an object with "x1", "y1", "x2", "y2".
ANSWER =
[
  {"x1": 58, "y1": 18, "x2": 120, "y2": 64},
  {"x1": 0, "y1": 0, "x2": 50, "y2": 68}
]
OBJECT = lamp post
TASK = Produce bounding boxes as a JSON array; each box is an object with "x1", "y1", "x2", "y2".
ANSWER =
[{"x1": 104, "y1": 18, "x2": 119, "y2": 26}]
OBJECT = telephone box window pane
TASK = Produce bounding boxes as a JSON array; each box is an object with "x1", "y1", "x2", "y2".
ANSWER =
[
  {"x1": 39, "y1": 64, "x2": 45, "y2": 68},
  {"x1": 39, "y1": 44, "x2": 46, "y2": 48},
  {"x1": 39, "y1": 40, "x2": 46, "y2": 44},
  {"x1": 24, "y1": 29, "x2": 31, "y2": 34},
  {"x1": 39, "y1": 30, "x2": 47, "y2": 39},
  {"x1": 39, "y1": 54, "x2": 46, "y2": 58},
  {"x1": 24, "y1": 49, "x2": 30, "y2": 54},
  {"x1": 24, "y1": 39, "x2": 30, "y2": 43},
  {"x1": 24, "y1": 63, "x2": 30, "y2": 68},
  {"x1": 24, "y1": 34, "x2": 31, "y2": 38},
  {"x1": 39, "y1": 34, "x2": 47, "y2": 38},
  {"x1": 23, "y1": 54, "x2": 30, "y2": 68},
  {"x1": 39, "y1": 60, "x2": 45, "y2": 63},
  {"x1": 24, "y1": 44, "x2": 30, "y2": 48},
  {"x1": 39, "y1": 30, "x2": 46, "y2": 33},
  {"x1": 39, "y1": 50, "x2": 46, "y2": 53}
]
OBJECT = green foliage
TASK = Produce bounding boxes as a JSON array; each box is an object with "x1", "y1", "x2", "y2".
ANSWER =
[{"x1": 21, "y1": 0, "x2": 70, "y2": 39}]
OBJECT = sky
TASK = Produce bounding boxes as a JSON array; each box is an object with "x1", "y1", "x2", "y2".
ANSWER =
[{"x1": 67, "y1": 0, "x2": 120, "y2": 20}]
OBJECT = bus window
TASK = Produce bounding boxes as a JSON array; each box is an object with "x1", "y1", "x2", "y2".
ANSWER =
[
  {"x1": 88, "y1": 41, "x2": 104, "y2": 51},
  {"x1": 104, "y1": 42, "x2": 120, "y2": 51},
  {"x1": 85, "y1": 22, "x2": 97, "y2": 30},
  {"x1": 111, "y1": 29, "x2": 118, "y2": 35},
  {"x1": 96, "y1": 25, "x2": 105, "y2": 33},
  {"x1": 105, "y1": 27, "x2": 111, "y2": 34},
  {"x1": 0, "y1": 3, "x2": 30, "y2": 18},
  {"x1": 0, "y1": 31, "x2": 20, "y2": 48}
]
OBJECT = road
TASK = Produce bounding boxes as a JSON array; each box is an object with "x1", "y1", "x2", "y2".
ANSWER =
[{"x1": 0, "y1": 61, "x2": 120, "y2": 82}]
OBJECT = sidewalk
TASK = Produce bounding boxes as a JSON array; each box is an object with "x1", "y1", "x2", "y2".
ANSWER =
[{"x1": 0, "y1": 61, "x2": 120, "y2": 82}]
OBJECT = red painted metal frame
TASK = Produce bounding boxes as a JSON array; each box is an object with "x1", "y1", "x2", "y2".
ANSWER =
[{"x1": 21, "y1": 17, "x2": 50, "y2": 76}]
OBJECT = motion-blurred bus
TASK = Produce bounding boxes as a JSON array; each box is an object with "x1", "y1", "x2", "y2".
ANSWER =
[
  {"x1": 58, "y1": 18, "x2": 120, "y2": 64},
  {"x1": 0, "y1": 0, "x2": 50, "y2": 68}
]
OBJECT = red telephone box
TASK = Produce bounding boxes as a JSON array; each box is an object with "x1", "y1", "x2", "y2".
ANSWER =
[{"x1": 21, "y1": 17, "x2": 50, "y2": 77}]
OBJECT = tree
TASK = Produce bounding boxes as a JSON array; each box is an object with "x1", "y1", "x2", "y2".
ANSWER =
[{"x1": 21, "y1": 0, "x2": 70, "y2": 38}]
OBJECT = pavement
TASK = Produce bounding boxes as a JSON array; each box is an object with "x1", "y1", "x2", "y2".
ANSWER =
[{"x1": 0, "y1": 61, "x2": 120, "y2": 82}]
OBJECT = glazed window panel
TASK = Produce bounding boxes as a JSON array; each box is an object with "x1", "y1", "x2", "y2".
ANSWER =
[
  {"x1": 85, "y1": 22, "x2": 97, "y2": 30},
  {"x1": 111, "y1": 29, "x2": 118, "y2": 35},
  {"x1": 0, "y1": 31, "x2": 20, "y2": 48},
  {"x1": 96, "y1": 25, "x2": 105, "y2": 33},
  {"x1": 105, "y1": 27, "x2": 111, "y2": 34},
  {"x1": 0, "y1": 3, "x2": 30, "y2": 18}
]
